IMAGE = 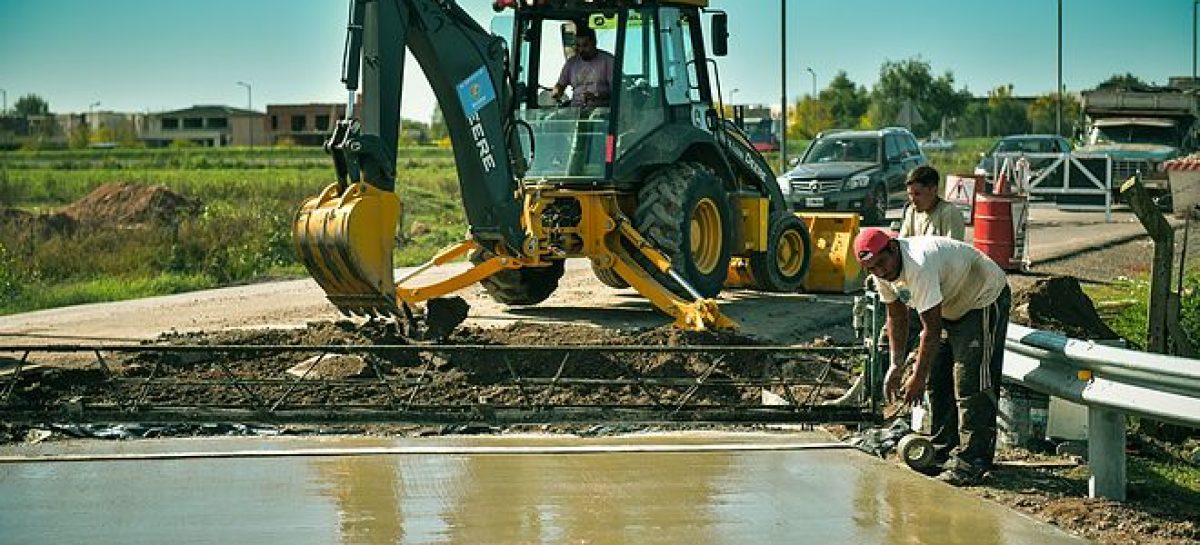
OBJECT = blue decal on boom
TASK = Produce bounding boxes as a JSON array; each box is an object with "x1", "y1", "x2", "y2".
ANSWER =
[{"x1": 456, "y1": 66, "x2": 497, "y2": 117}]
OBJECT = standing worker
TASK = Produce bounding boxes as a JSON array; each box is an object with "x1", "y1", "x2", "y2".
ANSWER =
[
  {"x1": 854, "y1": 228, "x2": 1011, "y2": 485},
  {"x1": 899, "y1": 165, "x2": 965, "y2": 241}
]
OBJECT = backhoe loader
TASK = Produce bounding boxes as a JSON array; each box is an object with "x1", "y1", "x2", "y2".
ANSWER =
[{"x1": 294, "y1": 0, "x2": 812, "y2": 330}]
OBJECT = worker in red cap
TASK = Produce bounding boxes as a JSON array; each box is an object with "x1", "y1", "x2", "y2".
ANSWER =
[{"x1": 854, "y1": 227, "x2": 1011, "y2": 485}]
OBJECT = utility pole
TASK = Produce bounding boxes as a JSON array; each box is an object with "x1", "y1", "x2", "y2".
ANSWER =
[
  {"x1": 1194, "y1": 1, "x2": 1198, "y2": 84},
  {"x1": 0, "y1": 88, "x2": 6, "y2": 115},
  {"x1": 88, "y1": 101, "x2": 101, "y2": 130},
  {"x1": 237, "y1": 81, "x2": 254, "y2": 149},
  {"x1": 1057, "y1": 0, "x2": 1063, "y2": 136},
  {"x1": 779, "y1": 0, "x2": 787, "y2": 172},
  {"x1": 806, "y1": 67, "x2": 816, "y2": 97}
]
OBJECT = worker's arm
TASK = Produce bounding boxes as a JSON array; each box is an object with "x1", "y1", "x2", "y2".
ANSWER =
[
  {"x1": 551, "y1": 61, "x2": 572, "y2": 100},
  {"x1": 881, "y1": 300, "x2": 910, "y2": 397},
  {"x1": 899, "y1": 303, "x2": 944, "y2": 404}
]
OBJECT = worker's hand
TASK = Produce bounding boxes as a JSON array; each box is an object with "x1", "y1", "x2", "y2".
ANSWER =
[
  {"x1": 883, "y1": 364, "x2": 904, "y2": 403},
  {"x1": 899, "y1": 371, "x2": 927, "y2": 405}
]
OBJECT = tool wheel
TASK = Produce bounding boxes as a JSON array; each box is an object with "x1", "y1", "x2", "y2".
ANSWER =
[
  {"x1": 898, "y1": 434, "x2": 937, "y2": 471},
  {"x1": 749, "y1": 211, "x2": 812, "y2": 292},
  {"x1": 591, "y1": 262, "x2": 630, "y2": 289},
  {"x1": 471, "y1": 249, "x2": 564, "y2": 306},
  {"x1": 634, "y1": 162, "x2": 733, "y2": 299}
]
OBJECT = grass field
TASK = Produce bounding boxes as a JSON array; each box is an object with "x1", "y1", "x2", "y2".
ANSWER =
[
  {"x1": 0, "y1": 138, "x2": 999, "y2": 315},
  {"x1": 0, "y1": 146, "x2": 464, "y2": 314}
]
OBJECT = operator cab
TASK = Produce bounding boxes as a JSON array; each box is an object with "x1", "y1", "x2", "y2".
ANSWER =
[{"x1": 492, "y1": 2, "x2": 723, "y2": 185}]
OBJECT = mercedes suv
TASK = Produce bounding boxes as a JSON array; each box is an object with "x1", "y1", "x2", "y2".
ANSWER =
[{"x1": 777, "y1": 127, "x2": 928, "y2": 221}]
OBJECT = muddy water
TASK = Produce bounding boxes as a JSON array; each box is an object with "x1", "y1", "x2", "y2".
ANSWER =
[{"x1": 0, "y1": 433, "x2": 1086, "y2": 545}]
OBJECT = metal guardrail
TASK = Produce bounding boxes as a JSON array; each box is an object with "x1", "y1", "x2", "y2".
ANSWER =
[{"x1": 1001, "y1": 322, "x2": 1200, "y2": 500}]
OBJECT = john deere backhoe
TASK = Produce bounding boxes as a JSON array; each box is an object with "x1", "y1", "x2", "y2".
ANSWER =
[{"x1": 294, "y1": 0, "x2": 811, "y2": 330}]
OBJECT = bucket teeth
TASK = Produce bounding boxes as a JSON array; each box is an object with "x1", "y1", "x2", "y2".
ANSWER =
[{"x1": 293, "y1": 182, "x2": 403, "y2": 317}]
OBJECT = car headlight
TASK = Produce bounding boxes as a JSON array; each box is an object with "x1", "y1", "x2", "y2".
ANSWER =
[
  {"x1": 846, "y1": 174, "x2": 871, "y2": 189},
  {"x1": 777, "y1": 176, "x2": 792, "y2": 195},
  {"x1": 973, "y1": 167, "x2": 989, "y2": 177}
]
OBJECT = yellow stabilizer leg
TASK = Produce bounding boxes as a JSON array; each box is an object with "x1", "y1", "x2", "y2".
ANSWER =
[
  {"x1": 293, "y1": 182, "x2": 402, "y2": 317},
  {"x1": 393, "y1": 240, "x2": 525, "y2": 304},
  {"x1": 603, "y1": 220, "x2": 737, "y2": 331}
]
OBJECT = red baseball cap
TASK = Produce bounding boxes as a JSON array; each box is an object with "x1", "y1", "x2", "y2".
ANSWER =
[{"x1": 853, "y1": 227, "x2": 896, "y2": 262}]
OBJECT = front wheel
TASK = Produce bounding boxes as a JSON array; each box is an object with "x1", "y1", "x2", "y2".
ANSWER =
[{"x1": 749, "y1": 211, "x2": 812, "y2": 292}]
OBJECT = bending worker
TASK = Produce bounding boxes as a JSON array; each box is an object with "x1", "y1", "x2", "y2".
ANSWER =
[
  {"x1": 854, "y1": 227, "x2": 1011, "y2": 485},
  {"x1": 551, "y1": 26, "x2": 614, "y2": 108}
]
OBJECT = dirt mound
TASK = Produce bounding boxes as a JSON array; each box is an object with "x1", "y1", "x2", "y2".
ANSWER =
[
  {"x1": 1011, "y1": 276, "x2": 1120, "y2": 340},
  {"x1": 0, "y1": 208, "x2": 78, "y2": 237},
  {"x1": 60, "y1": 183, "x2": 202, "y2": 227}
]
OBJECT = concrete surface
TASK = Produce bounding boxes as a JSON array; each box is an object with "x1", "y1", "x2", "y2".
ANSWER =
[{"x1": 0, "y1": 433, "x2": 1090, "y2": 545}]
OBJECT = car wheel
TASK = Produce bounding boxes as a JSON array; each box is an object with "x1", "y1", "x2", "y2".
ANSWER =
[{"x1": 863, "y1": 183, "x2": 887, "y2": 225}]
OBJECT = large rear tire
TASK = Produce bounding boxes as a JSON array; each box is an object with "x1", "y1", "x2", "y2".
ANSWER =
[
  {"x1": 471, "y1": 249, "x2": 564, "y2": 306},
  {"x1": 749, "y1": 211, "x2": 812, "y2": 292},
  {"x1": 634, "y1": 162, "x2": 733, "y2": 299}
]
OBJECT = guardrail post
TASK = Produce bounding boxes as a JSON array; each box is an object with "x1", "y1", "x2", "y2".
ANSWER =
[{"x1": 1087, "y1": 406, "x2": 1127, "y2": 501}]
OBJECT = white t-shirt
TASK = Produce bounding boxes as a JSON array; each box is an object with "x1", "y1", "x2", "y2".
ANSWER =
[{"x1": 874, "y1": 236, "x2": 1007, "y2": 320}]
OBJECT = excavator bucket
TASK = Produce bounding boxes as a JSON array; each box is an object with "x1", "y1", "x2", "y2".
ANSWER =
[{"x1": 293, "y1": 182, "x2": 403, "y2": 317}]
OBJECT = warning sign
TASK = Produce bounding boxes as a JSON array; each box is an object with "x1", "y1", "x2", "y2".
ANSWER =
[{"x1": 944, "y1": 175, "x2": 979, "y2": 225}]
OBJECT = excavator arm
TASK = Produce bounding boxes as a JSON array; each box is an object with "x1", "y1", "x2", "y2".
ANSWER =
[{"x1": 295, "y1": 0, "x2": 528, "y2": 316}]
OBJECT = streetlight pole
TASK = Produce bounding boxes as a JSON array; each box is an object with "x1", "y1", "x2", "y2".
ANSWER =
[
  {"x1": 1194, "y1": 0, "x2": 1198, "y2": 84},
  {"x1": 1056, "y1": 0, "x2": 1062, "y2": 136},
  {"x1": 88, "y1": 100, "x2": 101, "y2": 130},
  {"x1": 806, "y1": 67, "x2": 817, "y2": 97},
  {"x1": 236, "y1": 81, "x2": 253, "y2": 149},
  {"x1": 0, "y1": 88, "x2": 6, "y2": 115},
  {"x1": 779, "y1": 0, "x2": 787, "y2": 172}
]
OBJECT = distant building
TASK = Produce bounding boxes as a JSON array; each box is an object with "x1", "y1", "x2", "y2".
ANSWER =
[
  {"x1": 266, "y1": 103, "x2": 345, "y2": 146},
  {"x1": 141, "y1": 105, "x2": 266, "y2": 147}
]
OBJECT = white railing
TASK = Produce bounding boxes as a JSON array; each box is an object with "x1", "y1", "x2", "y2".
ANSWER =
[
  {"x1": 992, "y1": 151, "x2": 1115, "y2": 221},
  {"x1": 1002, "y1": 323, "x2": 1200, "y2": 500}
]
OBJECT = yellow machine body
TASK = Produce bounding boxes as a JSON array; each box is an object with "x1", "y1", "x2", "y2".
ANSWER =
[
  {"x1": 293, "y1": 184, "x2": 737, "y2": 331},
  {"x1": 796, "y1": 212, "x2": 863, "y2": 294}
]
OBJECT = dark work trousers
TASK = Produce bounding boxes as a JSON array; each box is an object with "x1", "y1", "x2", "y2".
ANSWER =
[{"x1": 927, "y1": 285, "x2": 1012, "y2": 469}]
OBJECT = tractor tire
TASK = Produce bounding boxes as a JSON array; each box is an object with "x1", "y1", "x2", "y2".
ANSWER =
[
  {"x1": 749, "y1": 210, "x2": 812, "y2": 292},
  {"x1": 591, "y1": 262, "x2": 630, "y2": 289},
  {"x1": 634, "y1": 162, "x2": 733, "y2": 299},
  {"x1": 470, "y1": 249, "x2": 564, "y2": 306}
]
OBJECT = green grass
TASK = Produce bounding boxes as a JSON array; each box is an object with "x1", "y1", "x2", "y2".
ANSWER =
[
  {"x1": 0, "y1": 147, "x2": 465, "y2": 315},
  {"x1": 0, "y1": 273, "x2": 216, "y2": 315}
]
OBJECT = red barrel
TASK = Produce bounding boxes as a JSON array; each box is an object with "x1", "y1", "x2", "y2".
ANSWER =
[{"x1": 973, "y1": 194, "x2": 1022, "y2": 270}]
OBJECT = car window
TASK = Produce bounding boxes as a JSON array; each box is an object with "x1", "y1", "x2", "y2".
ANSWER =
[
  {"x1": 903, "y1": 135, "x2": 921, "y2": 157},
  {"x1": 884, "y1": 135, "x2": 901, "y2": 160},
  {"x1": 803, "y1": 136, "x2": 879, "y2": 163}
]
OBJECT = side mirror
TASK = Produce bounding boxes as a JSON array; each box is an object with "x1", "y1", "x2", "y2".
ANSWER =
[
  {"x1": 788, "y1": 157, "x2": 800, "y2": 168},
  {"x1": 711, "y1": 13, "x2": 729, "y2": 57}
]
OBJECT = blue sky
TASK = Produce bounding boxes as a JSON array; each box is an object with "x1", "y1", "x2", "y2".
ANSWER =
[{"x1": 1, "y1": 0, "x2": 1196, "y2": 121}]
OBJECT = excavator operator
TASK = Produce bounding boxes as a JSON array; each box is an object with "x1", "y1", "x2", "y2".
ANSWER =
[{"x1": 551, "y1": 25, "x2": 614, "y2": 107}]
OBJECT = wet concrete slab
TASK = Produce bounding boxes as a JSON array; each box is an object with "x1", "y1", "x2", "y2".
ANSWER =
[{"x1": 0, "y1": 432, "x2": 1088, "y2": 545}]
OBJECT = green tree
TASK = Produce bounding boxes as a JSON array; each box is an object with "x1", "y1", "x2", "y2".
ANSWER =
[
  {"x1": 987, "y1": 85, "x2": 1029, "y2": 136},
  {"x1": 1093, "y1": 73, "x2": 1151, "y2": 91},
  {"x1": 819, "y1": 71, "x2": 869, "y2": 130},
  {"x1": 959, "y1": 101, "x2": 991, "y2": 137},
  {"x1": 14, "y1": 94, "x2": 50, "y2": 117},
  {"x1": 68, "y1": 125, "x2": 90, "y2": 149},
  {"x1": 1028, "y1": 92, "x2": 1082, "y2": 136},
  {"x1": 867, "y1": 58, "x2": 970, "y2": 136},
  {"x1": 789, "y1": 96, "x2": 833, "y2": 139}
]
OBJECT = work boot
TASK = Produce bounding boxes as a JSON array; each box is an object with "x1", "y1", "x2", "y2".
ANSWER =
[{"x1": 934, "y1": 458, "x2": 986, "y2": 486}]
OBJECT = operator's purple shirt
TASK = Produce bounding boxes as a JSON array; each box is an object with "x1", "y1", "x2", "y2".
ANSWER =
[{"x1": 556, "y1": 51, "x2": 615, "y2": 106}]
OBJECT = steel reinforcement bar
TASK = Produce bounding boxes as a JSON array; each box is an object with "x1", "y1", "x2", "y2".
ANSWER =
[{"x1": 0, "y1": 343, "x2": 874, "y2": 424}]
